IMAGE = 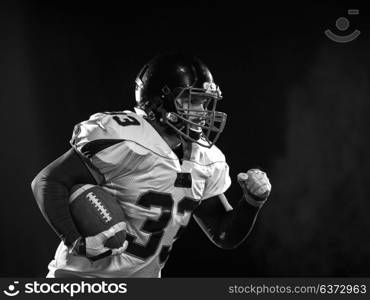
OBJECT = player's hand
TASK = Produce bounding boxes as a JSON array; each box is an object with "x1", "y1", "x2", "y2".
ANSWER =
[
  {"x1": 237, "y1": 169, "x2": 271, "y2": 207},
  {"x1": 70, "y1": 222, "x2": 128, "y2": 261}
]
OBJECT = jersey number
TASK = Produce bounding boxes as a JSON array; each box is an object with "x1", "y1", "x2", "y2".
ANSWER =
[
  {"x1": 124, "y1": 191, "x2": 199, "y2": 263},
  {"x1": 110, "y1": 112, "x2": 140, "y2": 127}
]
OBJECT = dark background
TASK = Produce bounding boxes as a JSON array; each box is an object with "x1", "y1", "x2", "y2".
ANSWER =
[{"x1": 1, "y1": 1, "x2": 369, "y2": 277}]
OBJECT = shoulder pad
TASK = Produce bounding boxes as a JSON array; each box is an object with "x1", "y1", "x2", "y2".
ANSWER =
[{"x1": 70, "y1": 110, "x2": 173, "y2": 158}]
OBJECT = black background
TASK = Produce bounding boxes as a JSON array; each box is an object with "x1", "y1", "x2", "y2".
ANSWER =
[{"x1": 1, "y1": 1, "x2": 369, "y2": 277}]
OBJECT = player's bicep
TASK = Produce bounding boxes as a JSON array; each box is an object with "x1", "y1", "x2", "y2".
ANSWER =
[{"x1": 32, "y1": 148, "x2": 97, "y2": 190}]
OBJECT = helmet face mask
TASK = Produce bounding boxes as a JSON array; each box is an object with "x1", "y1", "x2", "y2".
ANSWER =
[
  {"x1": 135, "y1": 53, "x2": 227, "y2": 148},
  {"x1": 166, "y1": 86, "x2": 226, "y2": 148}
]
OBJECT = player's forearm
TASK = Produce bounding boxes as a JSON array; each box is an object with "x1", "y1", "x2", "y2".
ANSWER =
[
  {"x1": 194, "y1": 194, "x2": 261, "y2": 249},
  {"x1": 31, "y1": 148, "x2": 96, "y2": 246},
  {"x1": 215, "y1": 196, "x2": 260, "y2": 249},
  {"x1": 31, "y1": 175, "x2": 81, "y2": 246}
]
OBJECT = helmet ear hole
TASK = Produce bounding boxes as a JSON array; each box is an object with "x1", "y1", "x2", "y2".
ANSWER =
[
  {"x1": 147, "y1": 111, "x2": 156, "y2": 121},
  {"x1": 156, "y1": 104, "x2": 169, "y2": 124}
]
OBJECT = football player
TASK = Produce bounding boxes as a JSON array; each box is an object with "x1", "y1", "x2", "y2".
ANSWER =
[{"x1": 31, "y1": 53, "x2": 271, "y2": 277}]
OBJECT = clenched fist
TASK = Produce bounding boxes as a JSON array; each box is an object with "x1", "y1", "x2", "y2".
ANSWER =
[{"x1": 237, "y1": 169, "x2": 271, "y2": 207}]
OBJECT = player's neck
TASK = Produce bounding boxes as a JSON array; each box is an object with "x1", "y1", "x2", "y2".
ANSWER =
[
  {"x1": 161, "y1": 132, "x2": 182, "y2": 150},
  {"x1": 148, "y1": 120, "x2": 192, "y2": 162},
  {"x1": 149, "y1": 121, "x2": 182, "y2": 149}
]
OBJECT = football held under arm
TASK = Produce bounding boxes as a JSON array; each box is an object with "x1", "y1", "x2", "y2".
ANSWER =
[{"x1": 31, "y1": 112, "x2": 136, "y2": 248}]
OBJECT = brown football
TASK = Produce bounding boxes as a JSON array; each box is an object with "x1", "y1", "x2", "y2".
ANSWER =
[{"x1": 69, "y1": 184, "x2": 126, "y2": 249}]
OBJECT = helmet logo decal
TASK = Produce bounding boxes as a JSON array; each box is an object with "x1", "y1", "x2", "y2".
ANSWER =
[
  {"x1": 203, "y1": 82, "x2": 217, "y2": 93},
  {"x1": 202, "y1": 82, "x2": 221, "y2": 97}
]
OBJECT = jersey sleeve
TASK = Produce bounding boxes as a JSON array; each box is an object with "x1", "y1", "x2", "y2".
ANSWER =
[
  {"x1": 69, "y1": 112, "x2": 141, "y2": 181},
  {"x1": 202, "y1": 149, "x2": 232, "y2": 200}
]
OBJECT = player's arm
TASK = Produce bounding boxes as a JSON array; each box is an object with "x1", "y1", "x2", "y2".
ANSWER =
[
  {"x1": 31, "y1": 148, "x2": 97, "y2": 247},
  {"x1": 193, "y1": 169, "x2": 271, "y2": 249},
  {"x1": 31, "y1": 148, "x2": 126, "y2": 260}
]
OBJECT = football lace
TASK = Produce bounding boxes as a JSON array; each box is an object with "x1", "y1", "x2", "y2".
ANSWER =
[{"x1": 86, "y1": 192, "x2": 113, "y2": 223}]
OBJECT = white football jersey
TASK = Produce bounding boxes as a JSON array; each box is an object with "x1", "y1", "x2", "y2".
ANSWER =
[{"x1": 47, "y1": 110, "x2": 231, "y2": 278}]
